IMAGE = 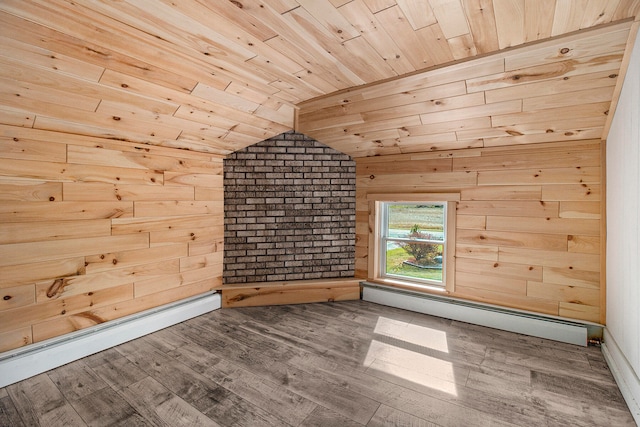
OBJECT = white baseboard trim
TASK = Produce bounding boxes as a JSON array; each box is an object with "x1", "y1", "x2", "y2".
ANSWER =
[
  {"x1": 0, "y1": 291, "x2": 221, "y2": 388},
  {"x1": 362, "y1": 282, "x2": 597, "y2": 346},
  {"x1": 602, "y1": 330, "x2": 640, "y2": 425}
]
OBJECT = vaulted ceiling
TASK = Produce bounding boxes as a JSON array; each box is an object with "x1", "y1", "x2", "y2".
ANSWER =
[{"x1": 1, "y1": 1, "x2": 639, "y2": 157}]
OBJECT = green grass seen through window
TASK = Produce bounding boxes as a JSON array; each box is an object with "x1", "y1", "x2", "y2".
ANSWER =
[{"x1": 385, "y1": 247, "x2": 442, "y2": 282}]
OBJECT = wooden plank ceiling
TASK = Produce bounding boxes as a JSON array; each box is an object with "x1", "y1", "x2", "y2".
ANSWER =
[{"x1": 1, "y1": 0, "x2": 639, "y2": 157}]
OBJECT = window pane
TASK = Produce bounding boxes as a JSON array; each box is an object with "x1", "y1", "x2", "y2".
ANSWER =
[
  {"x1": 386, "y1": 204, "x2": 444, "y2": 242},
  {"x1": 385, "y1": 242, "x2": 443, "y2": 283},
  {"x1": 377, "y1": 198, "x2": 455, "y2": 289}
]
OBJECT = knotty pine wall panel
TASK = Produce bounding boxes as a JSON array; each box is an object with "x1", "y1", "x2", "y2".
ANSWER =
[
  {"x1": 355, "y1": 139, "x2": 602, "y2": 322},
  {"x1": 0, "y1": 125, "x2": 223, "y2": 352},
  {"x1": 297, "y1": 21, "x2": 634, "y2": 159}
]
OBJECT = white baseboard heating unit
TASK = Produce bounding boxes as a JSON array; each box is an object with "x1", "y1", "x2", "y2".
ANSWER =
[
  {"x1": 361, "y1": 282, "x2": 601, "y2": 346},
  {"x1": 0, "y1": 291, "x2": 221, "y2": 388}
]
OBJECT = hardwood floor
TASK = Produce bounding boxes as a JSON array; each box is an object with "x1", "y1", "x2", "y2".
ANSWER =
[{"x1": 0, "y1": 300, "x2": 635, "y2": 426}]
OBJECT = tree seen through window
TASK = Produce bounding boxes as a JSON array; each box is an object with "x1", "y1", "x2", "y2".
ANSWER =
[{"x1": 382, "y1": 203, "x2": 446, "y2": 285}]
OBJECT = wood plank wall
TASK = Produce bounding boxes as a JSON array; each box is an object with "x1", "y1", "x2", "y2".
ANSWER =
[
  {"x1": 297, "y1": 22, "x2": 630, "y2": 158},
  {"x1": 0, "y1": 125, "x2": 224, "y2": 353},
  {"x1": 355, "y1": 139, "x2": 602, "y2": 323}
]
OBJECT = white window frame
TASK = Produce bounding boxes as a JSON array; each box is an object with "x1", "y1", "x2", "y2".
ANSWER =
[{"x1": 367, "y1": 193, "x2": 459, "y2": 293}]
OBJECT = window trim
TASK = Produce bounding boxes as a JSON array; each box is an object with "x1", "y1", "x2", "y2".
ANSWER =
[{"x1": 367, "y1": 193, "x2": 459, "y2": 294}]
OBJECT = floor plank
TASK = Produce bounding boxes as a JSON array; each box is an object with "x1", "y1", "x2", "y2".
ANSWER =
[
  {"x1": 0, "y1": 300, "x2": 635, "y2": 426},
  {"x1": 368, "y1": 404, "x2": 439, "y2": 427},
  {"x1": 70, "y1": 387, "x2": 150, "y2": 427},
  {"x1": 0, "y1": 392, "x2": 25, "y2": 427},
  {"x1": 6, "y1": 374, "x2": 86, "y2": 427},
  {"x1": 118, "y1": 376, "x2": 219, "y2": 427},
  {"x1": 88, "y1": 353, "x2": 149, "y2": 391},
  {"x1": 47, "y1": 360, "x2": 108, "y2": 402},
  {"x1": 300, "y1": 405, "x2": 365, "y2": 427}
]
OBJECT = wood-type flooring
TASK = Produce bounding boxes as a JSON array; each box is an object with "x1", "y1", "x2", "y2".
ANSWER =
[{"x1": 0, "y1": 300, "x2": 635, "y2": 426}]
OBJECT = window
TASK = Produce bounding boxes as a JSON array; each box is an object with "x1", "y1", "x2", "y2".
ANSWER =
[
  {"x1": 380, "y1": 202, "x2": 446, "y2": 285},
  {"x1": 368, "y1": 194, "x2": 458, "y2": 292}
]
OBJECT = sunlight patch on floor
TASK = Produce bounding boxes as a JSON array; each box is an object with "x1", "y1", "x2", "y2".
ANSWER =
[
  {"x1": 365, "y1": 317, "x2": 458, "y2": 396},
  {"x1": 373, "y1": 316, "x2": 449, "y2": 353}
]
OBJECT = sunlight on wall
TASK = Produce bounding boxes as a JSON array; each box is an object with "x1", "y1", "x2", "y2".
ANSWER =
[{"x1": 364, "y1": 317, "x2": 459, "y2": 396}]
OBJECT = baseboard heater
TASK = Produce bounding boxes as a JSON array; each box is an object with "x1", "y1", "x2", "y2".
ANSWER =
[
  {"x1": 361, "y1": 282, "x2": 601, "y2": 346},
  {"x1": 0, "y1": 291, "x2": 221, "y2": 388}
]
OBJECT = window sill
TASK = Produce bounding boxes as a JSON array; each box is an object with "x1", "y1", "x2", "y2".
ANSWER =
[{"x1": 366, "y1": 278, "x2": 448, "y2": 295}]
